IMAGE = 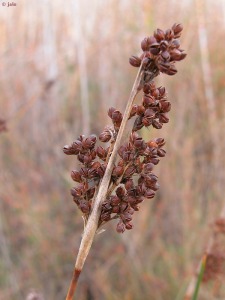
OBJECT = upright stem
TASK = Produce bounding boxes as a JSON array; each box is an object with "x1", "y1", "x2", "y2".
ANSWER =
[
  {"x1": 184, "y1": 206, "x2": 225, "y2": 300},
  {"x1": 65, "y1": 65, "x2": 143, "y2": 300},
  {"x1": 65, "y1": 60, "x2": 160, "y2": 300}
]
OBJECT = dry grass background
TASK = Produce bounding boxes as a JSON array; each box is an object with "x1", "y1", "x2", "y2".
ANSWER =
[{"x1": 1, "y1": 0, "x2": 225, "y2": 299}]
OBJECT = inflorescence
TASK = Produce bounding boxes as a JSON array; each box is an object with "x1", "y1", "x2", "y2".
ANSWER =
[{"x1": 63, "y1": 24, "x2": 186, "y2": 233}]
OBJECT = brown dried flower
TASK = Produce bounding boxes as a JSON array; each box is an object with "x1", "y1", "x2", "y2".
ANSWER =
[
  {"x1": 203, "y1": 250, "x2": 225, "y2": 282},
  {"x1": 64, "y1": 24, "x2": 186, "y2": 233},
  {"x1": 129, "y1": 23, "x2": 186, "y2": 79}
]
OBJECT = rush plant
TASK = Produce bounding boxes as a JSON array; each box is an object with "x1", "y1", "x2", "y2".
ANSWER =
[{"x1": 63, "y1": 23, "x2": 186, "y2": 299}]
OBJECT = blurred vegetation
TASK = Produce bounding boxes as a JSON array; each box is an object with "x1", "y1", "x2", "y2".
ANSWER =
[{"x1": 1, "y1": 0, "x2": 225, "y2": 299}]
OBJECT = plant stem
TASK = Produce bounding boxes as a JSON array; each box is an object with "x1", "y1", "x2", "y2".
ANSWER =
[
  {"x1": 66, "y1": 60, "x2": 157, "y2": 300},
  {"x1": 184, "y1": 206, "x2": 225, "y2": 300},
  {"x1": 66, "y1": 269, "x2": 81, "y2": 300},
  {"x1": 191, "y1": 255, "x2": 206, "y2": 300}
]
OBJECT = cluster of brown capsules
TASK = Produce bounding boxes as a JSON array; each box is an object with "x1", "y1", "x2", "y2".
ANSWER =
[{"x1": 64, "y1": 24, "x2": 186, "y2": 233}]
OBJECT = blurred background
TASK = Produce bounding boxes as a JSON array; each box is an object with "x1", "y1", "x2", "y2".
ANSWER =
[{"x1": 1, "y1": 0, "x2": 225, "y2": 299}]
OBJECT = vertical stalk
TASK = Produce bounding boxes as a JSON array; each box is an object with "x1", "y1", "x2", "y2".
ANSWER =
[
  {"x1": 65, "y1": 62, "x2": 146, "y2": 300},
  {"x1": 184, "y1": 206, "x2": 225, "y2": 299}
]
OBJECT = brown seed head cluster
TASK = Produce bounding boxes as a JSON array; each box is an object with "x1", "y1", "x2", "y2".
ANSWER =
[
  {"x1": 129, "y1": 23, "x2": 186, "y2": 78},
  {"x1": 203, "y1": 250, "x2": 225, "y2": 282},
  {"x1": 64, "y1": 24, "x2": 186, "y2": 233},
  {"x1": 64, "y1": 83, "x2": 167, "y2": 233},
  {"x1": 101, "y1": 133, "x2": 165, "y2": 233},
  {"x1": 202, "y1": 218, "x2": 225, "y2": 283},
  {"x1": 130, "y1": 82, "x2": 170, "y2": 131}
]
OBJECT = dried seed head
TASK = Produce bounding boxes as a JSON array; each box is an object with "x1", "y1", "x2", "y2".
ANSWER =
[
  {"x1": 116, "y1": 221, "x2": 126, "y2": 233},
  {"x1": 96, "y1": 146, "x2": 107, "y2": 160},
  {"x1": 157, "y1": 148, "x2": 166, "y2": 157},
  {"x1": 180, "y1": 52, "x2": 187, "y2": 60},
  {"x1": 148, "y1": 36, "x2": 157, "y2": 45},
  {"x1": 87, "y1": 187, "x2": 95, "y2": 199},
  {"x1": 150, "y1": 44, "x2": 160, "y2": 55},
  {"x1": 143, "y1": 83, "x2": 151, "y2": 94},
  {"x1": 137, "y1": 105, "x2": 146, "y2": 115},
  {"x1": 141, "y1": 37, "x2": 150, "y2": 51},
  {"x1": 96, "y1": 164, "x2": 106, "y2": 177},
  {"x1": 152, "y1": 120, "x2": 163, "y2": 129},
  {"x1": 124, "y1": 166, "x2": 136, "y2": 178},
  {"x1": 64, "y1": 25, "x2": 186, "y2": 234},
  {"x1": 172, "y1": 23, "x2": 183, "y2": 35},
  {"x1": 72, "y1": 140, "x2": 83, "y2": 152},
  {"x1": 171, "y1": 39, "x2": 180, "y2": 49},
  {"x1": 145, "y1": 189, "x2": 155, "y2": 199},
  {"x1": 125, "y1": 179, "x2": 134, "y2": 190},
  {"x1": 159, "y1": 113, "x2": 169, "y2": 123},
  {"x1": 71, "y1": 170, "x2": 82, "y2": 182},
  {"x1": 143, "y1": 95, "x2": 155, "y2": 107},
  {"x1": 110, "y1": 195, "x2": 121, "y2": 206},
  {"x1": 170, "y1": 49, "x2": 182, "y2": 61},
  {"x1": 203, "y1": 251, "x2": 225, "y2": 282},
  {"x1": 121, "y1": 212, "x2": 132, "y2": 222},
  {"x1": 161, "y1": 51, "x2": 170, "y2": 61},
  {"x1": 125, "y1": 222, "x2": 133, "y2": 230},
  {"x1": 112, "y1": 206, "x2": 120, "y2": 213},
  {"x1": 129, "y1": 104, "x2": 138, "y2": 118},
  {"x1": 112, "y1": 110, "x2": 123, "y2": 126},
  {"x1": 116, "y1": 186, "x2": 126, "y2": 198},
  {"x1": 99, "y1": 126, "x2": 113, "y2": 142},
  {"x1": 79, "y1": 200, "x2": 90, "y2": 214},
  {"x1": 101, "y1": 212, "x2": 111, "y2": 222},
  {"x1": 154, "y1": 29, "x2": 165, "y2": 42},
  {"x1": 108, "y1": 107, "x2": 116, "y2": 119},
  {"x1": 155, "y1": 137, "x2": 165, "y2": 146},
  {"x1": 165, "y1": 29, "x2": 174, "y2": 40},
  {"x1": 129, "y1": 55, "x2": 142, "y2": 67},
  {"x1": 71, "y1": 186, "x2": 83, "y2": 198},
  {"x1": 160, "y1": 101, "x2": 171, "y2": 113},
  {"x1": 143, "y1": 163, "x2": 154, "y2": 173},
  {"x1": 82, "y1": 135, "x2": 97, "y2": 149},
  {"x1": 112, "y1": 165, "x2": 124, "y2": 177},
  {"x1": 63, "y1": 145, "x2": 77, "y2": 155}
]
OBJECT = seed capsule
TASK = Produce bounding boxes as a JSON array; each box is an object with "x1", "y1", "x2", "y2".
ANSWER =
[
  {"x1": 71, "y1": 170, "x2": 82, "y2": 182},
  {"x1": 129, "y1": 55, "x2": 142, "y2": 67}
]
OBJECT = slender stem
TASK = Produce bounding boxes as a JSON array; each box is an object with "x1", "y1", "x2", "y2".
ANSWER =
[
  {"x1": 191, "y1": 255, "x2": 206, "y2": 300},
  {"x1": 65, "y1": 60, "x2": 159, "y2": 300},
  {"x1": 66, "y1": 269, "x2": 81, "y2": 300},
  {"x1": 184, "y1": 206, "x2": 225, "y2": 300},
  {"x1": 65, "y1": 66, "x2": 143, "y2": 300}
]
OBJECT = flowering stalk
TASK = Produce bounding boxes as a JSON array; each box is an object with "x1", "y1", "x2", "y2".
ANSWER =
[{"x1": 64, "y1": 24, "x2": 186, "y2": 299}]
